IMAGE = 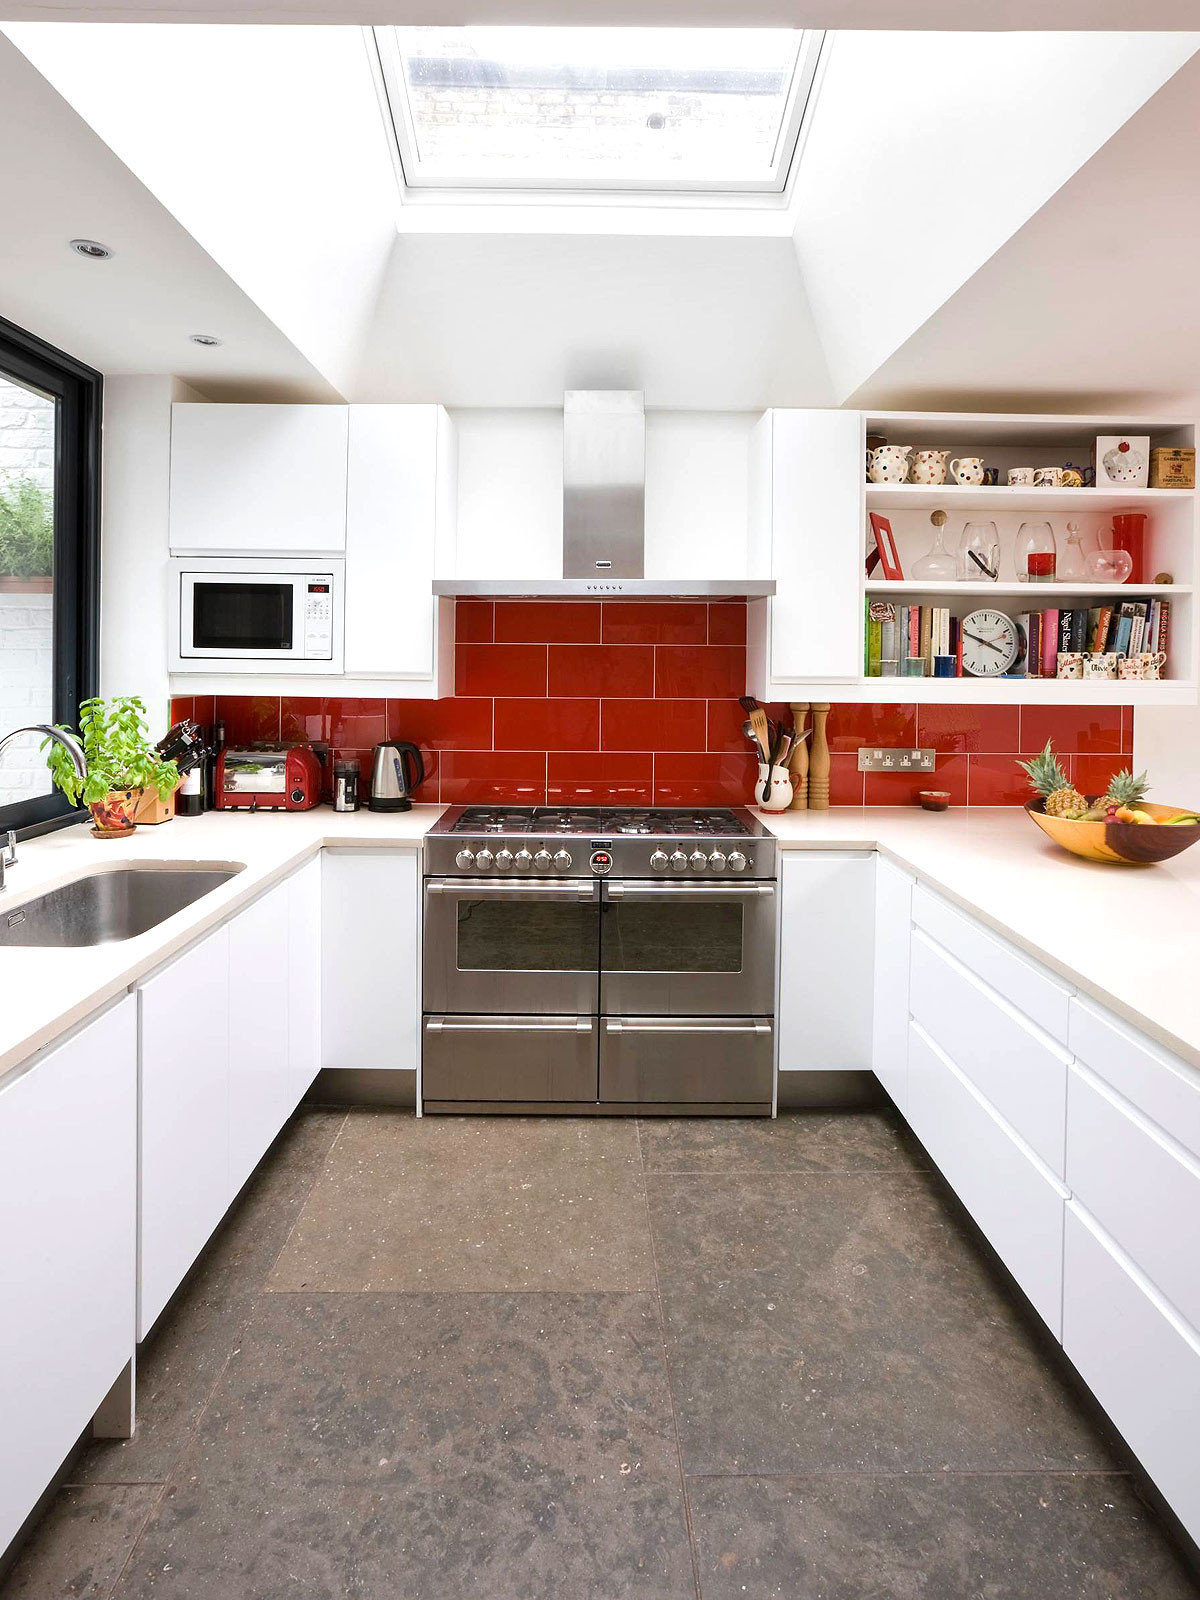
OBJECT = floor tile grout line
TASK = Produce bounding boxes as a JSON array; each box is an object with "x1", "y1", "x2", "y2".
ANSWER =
[
  {"x1": 102, "y1": 1480, "x2": 171, "y2": 1600},
  {"x1": 260, "y1": 1109, "x2": 350, "y2": 1288},
  {"x1": 681, "y1": 1468, "x2": 1138, "y2": 1480}
]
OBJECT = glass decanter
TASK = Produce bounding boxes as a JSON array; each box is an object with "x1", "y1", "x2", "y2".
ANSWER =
[
  {"x1": 1014, "y1": 520, "x2": 1056, "y2": 582},
  {"x1": 957, "y1": 520, "x2": 1000, "y2": 582},
  {"x1": 1057, "y1": 521, "x2": 1088, "y2": 582},
  {"x1": 912, "y1": 509, "x2": 958, "y2": 581}
]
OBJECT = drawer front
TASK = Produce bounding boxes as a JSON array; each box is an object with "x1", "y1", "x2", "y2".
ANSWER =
[
  {"x1": 422, "y1": 1015, "x2": 598, "y2": 1104},
  {"x1": 908, "y1": 1022, "x2": 1067, "y2": 1335},
  {"x1": 912, "y1": 885, "x2": 1070, "y2": 1044},
  {"x1": 600, "y1": 1017, "x2": 774, "y2": 1107},
  {"x1": 1067, "y1": 1064, "x2": 1200, "y2": 1331},
  {"x1": 910, "y1": 930, "x2": 1069, "y2": 1175},
  {"x1": 1064, "y1": 1203, "x2": 1200, "y2": 1543},
  {"x1": 1070, "y1": 996, "x2": 1200, "y2": 1166}
]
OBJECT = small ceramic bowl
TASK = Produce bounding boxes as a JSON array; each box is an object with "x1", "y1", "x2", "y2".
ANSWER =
[{"x1": 918, "y1": 790, "x2": 951, "y2": 812}]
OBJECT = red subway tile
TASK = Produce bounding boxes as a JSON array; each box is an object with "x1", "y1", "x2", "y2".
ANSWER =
[
  {"x1": 494, "y1": 698, "x2": 599, "y2": 752},
  {"x1": 654, "y1": 752, "x2": 758, "y2": 807},
  {"x1": 917, "y1": 703, "x2": 1020, "y2": 754},
  {"x1": 1072, "y1": 753, "x2": 1131, "y2": 799},
  {"x1": 548, "y1": 644, "x2": 653, "y2": 698},
  {"x1": 548, "y1": 753, "x2": 654, "y2": 805},
  {"x1": 170, "y1": 696, "x2": 194, "y2": 724},
  {"x1": 454, "y1": 599, "x2": 493, "y2": 643},
  {"x1": 601, "y1": 699, "x2": 707, "y2": 753},
  {"x1": 216, "y1": 696, "x2": 281, "y2": 745},
  {"x1": 280, "y1": 697, "x2": 386, "y2": 751},
  {"x1": 494, "y1": 600, "x2": 600, "y2": 644},
  {"x1": 1122, "y1": 707, "x2": 1135, "y2": 756},
  {"x1": 439, "y1": 751, "x2": 546, "y2": 805},
  {"x1": 824, "y1": 702, "x2": 917, "y2": 755},
  {"x1": 455, "y1": 643, "x2": 547, "y2": 697},
  {"x1": 1020, "y1": 705, "x2": 1121, "y2": 755},
  {"x1": 863, "y1": 754, "x2": 968, "y2": 807},
  {"x1": 707, "y1": 698, "x2": 756, "y2": 754},
  {"x1": 656, "y1": 645, "x2": 745, "y2": 698},
  {"x1": 192, "y1": 695, "x2": 217, "y2": 729},
  {"x1": 968, "y1": 754, "x2": 1035, "y2": 806},
  {"x1": 602, "y1": 601, "x2": 708, "y2": 645},
  {"x1": 386, "y1": 698, "x2": 493, "y2": 750},
  {"x1": 828, "y1": 753, "x2": 865, "y2": 806},
  {"x1": 708, "y1": 602, "x2": 747, "y2": 646}
]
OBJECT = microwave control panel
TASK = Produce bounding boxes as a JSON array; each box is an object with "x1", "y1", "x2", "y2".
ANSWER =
[{"x1": 302, "y1": 579, "x2": 334, "y2": 656}]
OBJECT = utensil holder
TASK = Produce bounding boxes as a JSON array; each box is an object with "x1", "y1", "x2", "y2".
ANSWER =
[{"x1": 756, "y1": 763, "x2": 793, "y2": 811}]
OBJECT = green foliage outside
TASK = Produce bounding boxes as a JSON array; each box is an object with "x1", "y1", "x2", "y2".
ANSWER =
[
  {"x1": 45, "y1": 697, "x2": 180, "y2": 808},
  {"x1": 0, "y1": 475, "x2": 54, "y2": 577}
]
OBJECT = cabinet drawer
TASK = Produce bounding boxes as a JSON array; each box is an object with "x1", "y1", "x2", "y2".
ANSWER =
[
  {"x1": 1064, "y1": 1203, "x2": 1200, "y2": 1543},
  {"x1": 1067, "y1": 1064, "x2": 1200, "y2": 1331},
  {"x1": 423, "y1": 1016, "x2": 598, "y2": 1104},
  {"x1": 1069, "y1": 996, "x2": 1200, "y2": 1166},
  {"x1": 912, "y1": 886, "x2": 1070, "y2": 1045},
  {"x1": 910, "y1": 930, "x2": 1069, "y2": 1175},
  {"x1": 908, "y1": 1022, "x2": 1067, "y2": 1335}
]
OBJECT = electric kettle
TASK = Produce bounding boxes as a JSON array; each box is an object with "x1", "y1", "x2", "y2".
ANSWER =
[{"x1": 368, "y1": 741, "x2": 425, "y2": 813}]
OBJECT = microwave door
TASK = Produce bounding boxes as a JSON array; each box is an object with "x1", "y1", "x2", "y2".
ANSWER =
[{"x1": 184, "y1": 576, "x2": 295, "y2": 659}]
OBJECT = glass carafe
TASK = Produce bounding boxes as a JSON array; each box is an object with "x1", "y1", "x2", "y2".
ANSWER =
[
  {"x1": 957, "y1": 520, "x2": 1000, "y2": 582},
  {"x1": 912, "y1": 510, "x2": 958, "y2": 581},
  {"x1": 1015, "y1": 520, "x2": 1057, "y2": 582},
  {"x1": 1057, "y1": 521, "x2": 1088, "y2": 582}
]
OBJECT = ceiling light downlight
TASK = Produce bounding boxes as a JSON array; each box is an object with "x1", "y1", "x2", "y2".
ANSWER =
[
  {"x1": 69, "y1": 238, "x2": 112, "y2": 260},
  {"x1": 188, "y1": 334, "x2": 222, "y2": 347}
]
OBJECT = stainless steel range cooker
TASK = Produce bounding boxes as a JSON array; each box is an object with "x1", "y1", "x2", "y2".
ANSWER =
[{"x1": 422, "y1": 806, "x2": 777, "y2": 1115}]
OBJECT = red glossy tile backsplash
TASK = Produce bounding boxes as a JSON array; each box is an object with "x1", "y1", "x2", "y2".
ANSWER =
[{"x1": 175, "y1": 600, "x2": 1137, "y2": 810}]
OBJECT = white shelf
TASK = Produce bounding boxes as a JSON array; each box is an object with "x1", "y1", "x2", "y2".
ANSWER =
[
  {"x1": 865, "y1": 581, "x2": 1192, "y2": 599},
  {"x1": 865, "y1": 484, "x2": 1192, "y2": 512},
  {"x1": 797, "y1": 679, "x2": 1198, "y2": 706}
]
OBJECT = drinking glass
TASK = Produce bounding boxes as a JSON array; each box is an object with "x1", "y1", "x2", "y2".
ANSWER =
[{"x1": 957, "y1": 521, "x2": 1000, "y2": 582}]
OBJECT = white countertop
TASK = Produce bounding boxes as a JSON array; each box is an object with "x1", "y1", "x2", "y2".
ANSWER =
[{"x1": 3, "y1": 801, "x2": 1199, "y2": 1086}]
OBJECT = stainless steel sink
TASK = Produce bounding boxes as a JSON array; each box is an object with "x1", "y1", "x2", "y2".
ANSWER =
[{"x1": 0, "y1": 863, "x2": 245, "y2": 947}]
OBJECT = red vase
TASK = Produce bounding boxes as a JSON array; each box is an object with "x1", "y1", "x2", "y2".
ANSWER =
[{"x1": 1111, "y1": 512, "x2": 1147, "y2": 584}]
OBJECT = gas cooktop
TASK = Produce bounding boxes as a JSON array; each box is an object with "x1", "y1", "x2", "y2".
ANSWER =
[{"x1": 443, "y1": 806, "x2": 755, "y2": 837}]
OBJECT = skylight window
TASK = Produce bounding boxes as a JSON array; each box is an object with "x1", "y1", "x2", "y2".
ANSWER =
[{"x1": 373, "y1": 26, "x2": 821, "y2": 197}]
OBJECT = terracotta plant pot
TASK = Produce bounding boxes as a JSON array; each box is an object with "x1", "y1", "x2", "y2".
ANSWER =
[{"x1": 89, "y1": 789, "x2": 140, "y2": 838}]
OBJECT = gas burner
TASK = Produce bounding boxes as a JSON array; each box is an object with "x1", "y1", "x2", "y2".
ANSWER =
[
  {"x1": 533, "y1": 809, "x2": 597, "y2": 833},
  {"x1": 446, "y1": 805, "x2": 753, "y2": 839}
]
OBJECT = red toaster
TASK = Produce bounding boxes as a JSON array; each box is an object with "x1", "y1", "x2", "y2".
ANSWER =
[{"x1": 215, "y1": 744, "x2": 322, "y2": 812}]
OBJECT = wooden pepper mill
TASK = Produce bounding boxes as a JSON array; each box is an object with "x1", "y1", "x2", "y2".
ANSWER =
[
  {"x1": 787, "y1": 703, "x2": 809, "y2": 809},
  {"x1": 808, "y1": 703, "x2": 831, "y2": 810}
]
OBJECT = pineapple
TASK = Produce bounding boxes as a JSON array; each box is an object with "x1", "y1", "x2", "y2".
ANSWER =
[
  {"x1": 1019, "y1": 741, "x2": 1089, "y2": 819},
  {"x1": 1080, "y1": 766, "x2": 1152, "y2": 822}
]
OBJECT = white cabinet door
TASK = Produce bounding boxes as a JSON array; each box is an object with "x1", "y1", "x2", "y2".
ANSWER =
[
  {"x1": 170, "y1": 403, "x2": 348, "y2": 554},
  {"x1": 0, "y1": 997, "x2": 137, "y2": 1554},
  {"x1": 749, "y1": 410, "x2": 865, "y2": 688},
  {"x1": 777, "y1": 852, "x2": 875, "y2": 1073},
  {"x1": 288, "y1": 855, "x2": 322, "y2": 1096},
  {"x1": 344, "y1": 405, "x2": 456, "y2": 690},
  {"x1": 322, "y1": 851, "x2": 420, "y2": 1075},
  {"x1": 227, "y1": 879, "x2": 293, "y2": 1196},
  {"x1": 871, "y1": 856, "x2": 913, "y2": 1111},
  {"x1": 139, "y1": 924, "x2": 230, "y2": 1338}
]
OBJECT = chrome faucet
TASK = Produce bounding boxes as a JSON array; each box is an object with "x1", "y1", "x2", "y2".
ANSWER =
[{"x1": 0, "y1": 724, "x2": 87, "y2": 891}]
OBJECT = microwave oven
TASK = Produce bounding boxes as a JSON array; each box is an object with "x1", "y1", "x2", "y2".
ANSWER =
[{"x1": 170, "y1": 558, "x2": 344, "y2": 673}]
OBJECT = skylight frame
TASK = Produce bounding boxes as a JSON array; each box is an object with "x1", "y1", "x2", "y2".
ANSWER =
[{"x1": 370, "y1": 26, "x2": 825, "y2": 202}]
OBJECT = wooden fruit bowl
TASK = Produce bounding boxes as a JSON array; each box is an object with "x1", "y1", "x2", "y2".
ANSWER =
[{"x1": 1025, "y1": 799, "x2": 1200, "y2": 864}]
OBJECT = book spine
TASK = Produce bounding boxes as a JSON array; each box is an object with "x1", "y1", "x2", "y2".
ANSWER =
[
  {"x1": 1058, "y1": 609, "x2": 1073, "y2": 654},
  {"x1": 1042, "y1": 609, "x2": 1058, "y2": 677},
  {"x1": 909, "y1": 606, "x2": 920, "y2": 661},
  {"x1": 1159, "y1": 599, "x2": 1171, "y2": 664},
  {"x1": 919, "y1": 607, "x2": 932, "y2": 665},
  {"x1": 1071, "y1": 610, "x2": 1088, "y2": 652}
]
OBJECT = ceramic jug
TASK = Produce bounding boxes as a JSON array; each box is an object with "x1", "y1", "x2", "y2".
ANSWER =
[
  {"x1": 867, "y1": 445, "x2": 912, "y2": 484},
  {"x1": 908, "y1": 449, "x2": 949, "y2": 485}
]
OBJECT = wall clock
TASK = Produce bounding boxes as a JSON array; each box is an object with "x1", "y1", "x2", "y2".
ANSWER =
[{"x1": 961, "y1": 608, "x2": 1020, "y2": 677}]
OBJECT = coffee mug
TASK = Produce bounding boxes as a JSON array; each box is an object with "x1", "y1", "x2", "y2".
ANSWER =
[
  {"x1": 1118, "y1": 658, "x2": 1145, "y2": 681},
  {"x1": 983, "y1": 467, "x2": 1000, "y2": 486},
  {"x1": 949, "y1": 456, "x2": 985, "y2": 485},
  {"x1": 1056, "y1": 652, "x2": 1084, "y2": 680},
  {"x1": 1034, "y1": 466, "x2": 1063, "y2": 488},
  {"x1": 1084, "y1": 652, "x2": 1119, "y2": 679},
  {"x1": 1008, "y1": 467, "x2": 1036, "y2": 485},
  {"x1": 1137, "y1": 650, "x2": 1168, "y2": 680}
]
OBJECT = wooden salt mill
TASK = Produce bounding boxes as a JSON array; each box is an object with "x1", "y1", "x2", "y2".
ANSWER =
[
  {"x1": 808, "y1": 703, "x2": 831, "y2": 809},
  {"x1": 787, "y1": 703, "x2": 809, "y2": 808}
]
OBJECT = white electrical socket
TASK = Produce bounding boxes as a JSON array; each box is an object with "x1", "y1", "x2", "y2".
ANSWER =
[{"x1": 856, "y1": 747, "x2": 937, "y2": 773}]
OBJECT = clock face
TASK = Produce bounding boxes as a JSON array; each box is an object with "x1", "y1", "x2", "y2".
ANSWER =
[{"x1": 961, "y1": 609, "x2": 1019, "y2": 677}]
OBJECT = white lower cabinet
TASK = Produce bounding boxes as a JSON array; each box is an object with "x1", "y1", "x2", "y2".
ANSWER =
[
  {"x1": 0, "y1": 996, "x2": 137, "y2": 1553},
  {"x1": 228, "y1": 878, "x2": 293, "y2": 1195},
  {"x1": 288, "y1": 856, "x2": 323, "y2": 1091},
  {"x1": 777, "y1": 852, "x2": 875, "y2": 1075},
  {"x1": 322, "y1": 850, "x2": 420, "y2": 1075},
  {"x1": 871, "y1": 856, "x2": 913, "y2": 1111}
]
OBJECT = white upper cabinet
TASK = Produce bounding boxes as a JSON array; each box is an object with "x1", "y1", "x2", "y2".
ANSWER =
[
  {"x1": 747, "y1": 409, "x2": 865, "y2": 692},
  {"x1": 170, "y1": 404, "x2": 349, "y2": 554},
  {"x1": 343, "y1": 405, "x2": 456, "y2": 690}
]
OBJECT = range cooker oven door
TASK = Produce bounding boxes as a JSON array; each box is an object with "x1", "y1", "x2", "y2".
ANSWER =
[
  {"x1": 600, "y1": 1017, "x2": 774, "y2": 1109},
  {"x1": 423, "y1": 877, "x2": 600, "y2": 1015},
  {"x1": 599, "y1": 880, "x2": 776, "y2": 1017},
  {"x1": 423, "y1": 1015, "x2": 598, "y2": 1105}
]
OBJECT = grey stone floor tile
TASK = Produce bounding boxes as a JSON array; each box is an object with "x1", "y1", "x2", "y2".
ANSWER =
[
  {"x1": 687, "y1": 1472, "x2": 1200, "y2": 1600},
  {"x1": 268, "y1": 1114, "x2": 652, "y2": 1292},
  {"x1": 637, "y1": 1111, "x2": 925, "y2": 1174},
  {"x1": 0, "y1": 1485, "x2": 161, "y2": 1600}
]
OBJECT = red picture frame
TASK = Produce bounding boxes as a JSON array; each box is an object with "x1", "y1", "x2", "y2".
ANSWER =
[{"x1": 868, "y1": 512, "x2": 904, "y2": 581}]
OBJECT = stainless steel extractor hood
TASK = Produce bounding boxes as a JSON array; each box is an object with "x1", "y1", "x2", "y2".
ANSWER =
[{"x1": 433, "y1": 391, "x2": 775, "y2": 600}]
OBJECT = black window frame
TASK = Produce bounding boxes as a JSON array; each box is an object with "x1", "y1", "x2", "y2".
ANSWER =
[{"x1": 0, "y1": 313, "x2": 101, "y2": 838}]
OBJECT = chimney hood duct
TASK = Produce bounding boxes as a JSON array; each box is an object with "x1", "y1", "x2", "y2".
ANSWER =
[{"x1": 433, "y1": 390, "x2": 775, "y2": 600}]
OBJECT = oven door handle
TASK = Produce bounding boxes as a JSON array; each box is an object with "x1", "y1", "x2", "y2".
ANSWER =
[
  {"x1": 604, "y1": 883, "x2": 775, "y2": 901},
  {"x1": 426, "y1": 1017, "x2": 595, "y2": 1033},
  {"x1": 604, "y1": 1019, "x2": 772, "y2": 1035},
  {"x1": 426, "y1": 879, "x2": 598, "y2": 900}
]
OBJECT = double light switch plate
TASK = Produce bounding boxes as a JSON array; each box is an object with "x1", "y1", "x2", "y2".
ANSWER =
[{"x1": 857, "y1": 747, "x2": 937, "y2": 773}]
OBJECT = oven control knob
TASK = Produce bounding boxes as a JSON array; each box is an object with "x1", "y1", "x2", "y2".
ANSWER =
[
  {"x1": 669, "y1": 850, "x2": 688, "y2": 873},
  {"x1": 552, "y1": 849, "x2": 573, "y2": 872},
  {"x1": 727, "y1": 850, "x2": 748, "y2": 873},
  {"x1": 514, "y1": 849, "x2": 534, "y2": 872},
  {"x1": 454, "y1": 848, "x2": 476, "y2": 870},
  {"x1": 649, "y1": 849, "x2": 669, "y2": 873},
  {"x1": 475, "y1": 848, "x2": 495, "y2": 871},
  {"x1": 495, "y1": 848, "x2": 515, "y2": 872},
  {"x1": 708, "y1": 850, "x2": 727, "y2": 873},
  {"x1": 533, "y1": 848, "x2": 553, "y2": 872},
  {"x1": 689, "y1": 850, "x2": 709, "y2": 872}
]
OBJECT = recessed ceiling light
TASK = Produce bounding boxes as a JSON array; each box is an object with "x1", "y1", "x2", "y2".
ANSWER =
[
  {"x1": 70, "y1": 238, "x2": 113, "y2": 260},
  {"x1": 188, "y1": 334, "x2": 222, "y2": 347}
]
